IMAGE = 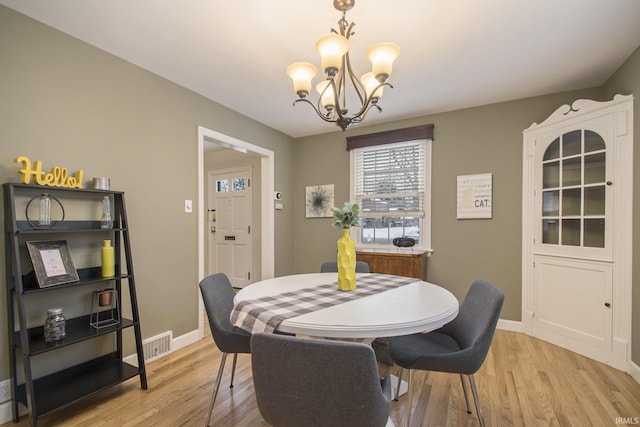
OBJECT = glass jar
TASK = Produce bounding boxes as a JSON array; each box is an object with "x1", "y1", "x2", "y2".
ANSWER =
[{"x1": 44, "y1": 308, "x2": 66, "y2": 342}]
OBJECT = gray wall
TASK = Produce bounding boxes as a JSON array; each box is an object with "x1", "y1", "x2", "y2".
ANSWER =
[
  {"x1": 0, "y1": 6, "x2": 296, "y2": 379},
  {"x1": 603, "y1": 45, "x2": 640, "y2": 364}
]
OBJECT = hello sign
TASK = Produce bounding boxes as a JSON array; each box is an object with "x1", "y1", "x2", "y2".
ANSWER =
[{"x1": 14, "y1": 156, "x2": 84, "y2": 189}]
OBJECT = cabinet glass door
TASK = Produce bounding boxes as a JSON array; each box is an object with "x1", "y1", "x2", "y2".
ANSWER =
[{"x1": 541, "y1": 130, "x2": 606, "y2": 248}]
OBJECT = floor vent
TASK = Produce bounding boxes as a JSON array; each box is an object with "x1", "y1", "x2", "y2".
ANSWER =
[{"x1": 143, "y1": 331, "x2": 172, "y2": 362}]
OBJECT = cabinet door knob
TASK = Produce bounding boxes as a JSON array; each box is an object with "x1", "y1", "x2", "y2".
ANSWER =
[{"x1": 605, "y1": 302, "x2": 611, "y2": 308}]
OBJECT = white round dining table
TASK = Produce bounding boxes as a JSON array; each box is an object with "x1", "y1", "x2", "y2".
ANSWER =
[{"x1": 234, "y1": 272, "x2": 459, "y2": 339}]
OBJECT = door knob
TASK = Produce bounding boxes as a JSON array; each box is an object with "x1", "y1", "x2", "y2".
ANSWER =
[{"x1": 604, "y1": 302, "x2": 611, "y2": 308}]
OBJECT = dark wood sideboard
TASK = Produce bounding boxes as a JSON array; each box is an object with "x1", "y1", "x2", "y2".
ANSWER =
[{"x1": 356, "y1": 250, "x2": 427, "y2": 280}]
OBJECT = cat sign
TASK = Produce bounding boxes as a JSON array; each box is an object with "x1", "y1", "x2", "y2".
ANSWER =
[{"x1": 457, "y1": 173, "x2": 492, "y2": 219}]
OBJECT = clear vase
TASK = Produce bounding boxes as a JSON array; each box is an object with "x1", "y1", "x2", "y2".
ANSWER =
[
  {"x1": 101, "y1": 196, "x2": 113, "y2": 229},
  {"x1": 337, "y1": 228, "x2": 356, "y2": 291},
  {"x1": 38, "y1": 193, "x2": 51, "y2": 226}
]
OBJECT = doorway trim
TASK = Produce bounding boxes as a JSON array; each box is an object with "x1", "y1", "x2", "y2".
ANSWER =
[{"x1": 197, "y1": 126, "x2": 275, "y2": 335}]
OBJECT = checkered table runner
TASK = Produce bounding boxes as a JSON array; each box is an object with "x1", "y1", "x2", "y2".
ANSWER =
[{"x1": 230, "y1": 274, "x2": 417, "y2": 334}]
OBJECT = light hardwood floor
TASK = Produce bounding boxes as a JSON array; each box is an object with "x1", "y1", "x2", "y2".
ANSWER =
[{"x1": 3, "y1": 330, "x2": 640, "y2": 426}]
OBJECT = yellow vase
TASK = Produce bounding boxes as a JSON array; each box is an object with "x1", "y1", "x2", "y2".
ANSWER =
[
  {"x1": 337, "y1": 228, "x2": 356, "y2": 291},
  {"x1": 101, "y1": 239, "x2": 115, "y2": 278}
]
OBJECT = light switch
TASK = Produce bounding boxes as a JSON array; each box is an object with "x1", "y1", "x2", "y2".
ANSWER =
[{"x1": 185, "y1": 200, "x2": 193, "y2": 213}]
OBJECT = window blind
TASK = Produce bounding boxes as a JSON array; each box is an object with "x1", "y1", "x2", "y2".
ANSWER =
[{"x1": 354, "y1": 139, "x2": 426, "y2": 217}]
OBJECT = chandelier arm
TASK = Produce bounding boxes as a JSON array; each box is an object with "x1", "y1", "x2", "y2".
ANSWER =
[
  {"x1": 337, "y1": 12, "x2": 353, "y2": 37},
  {"x1": 316, "y1": 73, "x2": 344, "y2": 122},
  {"x1": 340, "y1": 16, "x2": 365, "y2": 104},
  {"x1": 293, "y1": 98, "x2": 336, "y2": 124},
  {"x1": 325, "y1": 76, "x2": 347, "y2": 121},
  {"x1": 358, "y1": 104, "x2": 382, "y2": 123},
  {"x1": 344, "y1": 21, "x2": 356, "y2": 38},
  {"x1": 333, "y1": 13, "x2": 359, "y2": 108},
  {"x1": 345, "y1": 51, "x2": 367, "y2": 105},
  {"x1": 316, "y1": 77, "x2": 343, "y2": 120},
  {"x1": 350, "y1": 81, "x2": 393, "y2": 119},
  {"x1": 352, "y1": 103, "x2": 383, "y2": 124},
  {"x1": 340, "y1": 57, "x2": 348, "y2": 111},
  {"x1": 331, "y1": 75, "x2": 350, "y2": 122}
]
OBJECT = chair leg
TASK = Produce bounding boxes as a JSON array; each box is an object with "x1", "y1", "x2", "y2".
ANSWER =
[
  {"x1": 394, "y1": 367, "x2": 404, "y2": 401},
  {"x1": 402, "y1": 369, "x2": 414, "y2": 427},
  {"x1": 206, "y1": 352, "x2": 228, "y2": 427},
  {"x1": 230, "y1": 353, "x2": 238, "y2": 388},
  {"x1": 459, "y1": 374, "x2": 472, "y2": 414},
  {"x1": 468, "y1": 374, "x2": 485, "y2": 427}
]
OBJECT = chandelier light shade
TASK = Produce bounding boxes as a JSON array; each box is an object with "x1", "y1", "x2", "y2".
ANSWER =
[
  {"x1": 315, "y1": 34, "x2": 349, "y2": 75},
  {"x1": 287, "y1": 0, "x2": 400, "y2": 131},
  {"x1": 366, "y1": 42, "x2": 401, "y2": 82},
  {"x1": 286, "y1": 62, "x2": 318, "y2": 98}
]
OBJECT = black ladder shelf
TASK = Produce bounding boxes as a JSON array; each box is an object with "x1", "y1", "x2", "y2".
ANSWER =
[{"x1": 3, "y1": 183, "x2": 147, "y2": 426}]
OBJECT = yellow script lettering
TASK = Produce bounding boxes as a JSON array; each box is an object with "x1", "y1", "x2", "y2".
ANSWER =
[{"x1": 14, "y1": 156, "x2": 85, "y2": 189}]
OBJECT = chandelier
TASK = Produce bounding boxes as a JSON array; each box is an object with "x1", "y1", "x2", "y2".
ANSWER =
[{"x1": 286, "y1": 0, "x2": 400, "y2": 131}]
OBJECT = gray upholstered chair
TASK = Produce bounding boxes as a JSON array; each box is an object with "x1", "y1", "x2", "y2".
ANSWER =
[
  {"x1": 251, "y1": 333, "x2": 393, "y2": 427},
  {"x1": 320, "y1": 260, "x2": 371, "y2": 273},
  {"x1": 199, "y1": 273, "x2": 252, "y2": 427},
  {"x1": 388, "y1": 280, "x2": 504, "y2": 427}
]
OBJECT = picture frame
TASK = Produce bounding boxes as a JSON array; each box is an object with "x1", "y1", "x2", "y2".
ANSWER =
[
  {"x1": 26, "y1": 240, "x2": 79, "y2": 288},
  {"x1": 305, "y1": 184, "x2": 335, "y2": 218},
  {"x1": 456, "y1": 173, "x2": 493, "y2": 219}
]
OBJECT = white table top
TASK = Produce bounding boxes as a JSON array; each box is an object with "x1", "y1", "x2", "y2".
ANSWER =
[{"x1": 234, "y1": 273, "x2": 459, "y2": 339}]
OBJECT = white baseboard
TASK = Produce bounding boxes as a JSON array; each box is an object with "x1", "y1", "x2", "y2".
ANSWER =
[
  {"x1": 172, "y1": 329, "x2": 202, "y2": 352},
  {"x1": 630, "y1": 360, "x2": 640, "y2": 384},
  {"x1": 497, "y1": 318, "x2": 524, "y2": 333},
  {"x1": 0, "y1": 400, "x2": 27, "y2": 425},
  {"x1": 0, "y1": 402, "x2": 12, "y2": 425},
  {"x1": 124, "y1": 328, "x2": 202, "y2": 366}
]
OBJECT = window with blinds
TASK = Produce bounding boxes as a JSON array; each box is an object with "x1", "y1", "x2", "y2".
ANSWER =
[{"x1": 353, "y1": 139, "x2": 430, "y2": 248}]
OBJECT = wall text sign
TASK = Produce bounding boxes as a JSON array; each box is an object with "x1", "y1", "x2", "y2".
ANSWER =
[
  {"x1": 457, "y1": 173, "x2": 492, "y2": 219},
  {"x1": 14, "y1": 156, "x2": 84, "y2": 188}
]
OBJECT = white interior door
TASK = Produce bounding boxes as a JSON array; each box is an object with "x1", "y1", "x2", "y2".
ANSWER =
[
  {"x1": 522, "y1": 95, "x2": 633, "y2": 371},
  {"x1": 208, "y1": 167, "x2": 252, "y2": 288}
]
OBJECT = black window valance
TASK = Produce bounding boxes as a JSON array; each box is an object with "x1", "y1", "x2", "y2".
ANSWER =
[{"x1": 345, "y1": 124, "x2": 434, "y2": 150}]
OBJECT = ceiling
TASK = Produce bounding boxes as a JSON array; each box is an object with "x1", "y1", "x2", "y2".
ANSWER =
[{"x1": 3, "y1": 0, "x2": 640, "y2": 139}]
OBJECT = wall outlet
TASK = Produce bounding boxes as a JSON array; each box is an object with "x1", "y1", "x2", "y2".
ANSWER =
[{"x1": 0, "y1": 379, "x2": 11, "y2": 403}]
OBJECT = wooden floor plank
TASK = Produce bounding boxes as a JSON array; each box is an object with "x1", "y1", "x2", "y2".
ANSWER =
[{"x1": 2, "y1": 330, "x2": 640, "y2": 427}]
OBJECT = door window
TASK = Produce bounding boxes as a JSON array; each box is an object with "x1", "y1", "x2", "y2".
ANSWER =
[{"x1": 216, "y1": 180, "x2": 229, "y2": 192}]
